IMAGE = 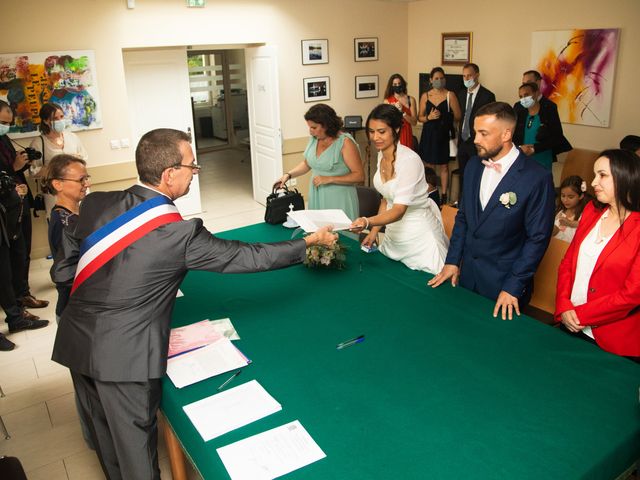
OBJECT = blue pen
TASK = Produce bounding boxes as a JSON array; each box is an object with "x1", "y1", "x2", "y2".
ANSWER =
[{"x1": 337, "y1": 335, "x2": 365, "y2": 350}]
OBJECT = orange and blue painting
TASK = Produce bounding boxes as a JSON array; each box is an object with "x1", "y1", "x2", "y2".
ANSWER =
[
  {"x1": 0, "y1": 50, "x2": 102, "y2": 138},
  {"x1": 531, "y1": 29, "x2": 619, "y2": 127}
]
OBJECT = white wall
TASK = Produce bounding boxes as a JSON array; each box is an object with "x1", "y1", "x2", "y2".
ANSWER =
[
  {"x1": 2, "y1": 0, "x2": 409, "y2": 167},
  {"x1": 407, "y1": 0, "x2": 640, "y2": 151}
]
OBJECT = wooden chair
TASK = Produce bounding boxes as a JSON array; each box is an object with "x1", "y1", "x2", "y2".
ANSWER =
[
  {"x1": 529, "y1": 237, "x2": 570, "y2": 315},
  {"x1": 560, "y1": 148, "x2": 599, "y2": 196},
  {"x1": 441, "y1": 205, "x2": 458, "y2": 239}
]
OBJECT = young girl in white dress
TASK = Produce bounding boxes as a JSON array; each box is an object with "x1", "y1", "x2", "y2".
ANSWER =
[
  {"x1": 350, "y1": 104, "x2": 448, "y2": 274},
  {"x1": 553, "y1": 175, "x2": 588, "y2": 243}
]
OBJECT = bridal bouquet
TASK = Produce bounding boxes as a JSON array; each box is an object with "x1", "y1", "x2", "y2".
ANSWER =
[{"x1": 304, "y1": 241, "x2": 347, "y2": 270}]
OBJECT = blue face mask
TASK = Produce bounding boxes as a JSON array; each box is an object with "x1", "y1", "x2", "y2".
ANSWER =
[
  {"x1": 431, "y1": 79, "x2": 446, "y2": 89},
  {"x1": 0, "y1": 124, "x2": 9, "y2": 136},
  {"x1": 463, "y1": 78, "x2": 476, "y2": 89},
  {"x1": 52, "y1": 119, "x2": 66, "y2": 133},
  {"x1": 519, "y1": 96, "x2": 535, "y2": 109}
]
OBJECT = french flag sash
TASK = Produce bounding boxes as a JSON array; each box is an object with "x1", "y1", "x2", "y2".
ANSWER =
[{"x1": 71, "y1": 195, "x2": 182, "y2": 294}]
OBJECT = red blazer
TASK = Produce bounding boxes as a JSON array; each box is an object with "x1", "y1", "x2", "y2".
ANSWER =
[{"x1": 555, "y1": 201, "x2": 640, "y2": 356}]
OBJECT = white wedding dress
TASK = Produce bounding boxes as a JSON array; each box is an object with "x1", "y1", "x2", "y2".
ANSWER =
[{"x1": 373, "y1": 144, "x2": 449, "y2": 274}]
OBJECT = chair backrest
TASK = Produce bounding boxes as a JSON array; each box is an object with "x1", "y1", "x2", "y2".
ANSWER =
[
  {"x1": 356, "y1": 186, "x2": 382, "y2": 218},
  {"x1": 441, "y1": 205, "x2": 458, "y2": 239},
  {"x1": 529, "y1": 237, "x2": 570, "y2": 314},
  {"x1": 560, "y1": 148, "x2": 599, "y2": 196}
]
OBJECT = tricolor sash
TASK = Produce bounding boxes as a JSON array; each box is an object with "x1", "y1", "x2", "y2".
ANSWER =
[{"x1": 71, "y1": 195, "x2": 183, "y2": 294}]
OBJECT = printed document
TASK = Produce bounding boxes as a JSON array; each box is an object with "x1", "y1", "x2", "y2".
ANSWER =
[
  {"x1": 183, "y1": 380, "x2": 281, "y2": 441},
  {"x1": 217, "y1": 420, "x2": 326, "y2": 480},
  {"x1": 286, "y1": 209, "x2": 352, "y2": 232},
  {"x1": 166, "y1": 337, "x2": 250, "y2": 388},
  {"x1": 168, "y1": 320, "x2": 223, "y2": 358}
]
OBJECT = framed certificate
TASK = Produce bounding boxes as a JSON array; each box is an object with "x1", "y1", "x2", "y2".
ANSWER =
[{"x1": 441, "y1": 32, "x2": 472, "y2": 65}]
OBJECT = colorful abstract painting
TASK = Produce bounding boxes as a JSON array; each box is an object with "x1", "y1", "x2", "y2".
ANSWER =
[
  {"x1": 531, "y1": 29, "x2": 619, "y2": 127},
  {"x1": 0, "y1": 50, "x2": 102, "y2": 138}
]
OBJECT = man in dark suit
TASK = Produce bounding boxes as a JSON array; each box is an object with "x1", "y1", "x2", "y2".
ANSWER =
[
  {"x1": 456, "y1": 63, "x2": 496, "y2": 192},
  {"x1": 429, "y1": 102, "x2": 555, "y2": 320},
  {"x1": 51, "y1": 128, "x2": 337, "y2": 479}
]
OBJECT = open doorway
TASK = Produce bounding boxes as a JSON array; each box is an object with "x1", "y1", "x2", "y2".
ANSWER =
[{"x1": 188, "y1": 49, "x2": 250, "y2": 154}]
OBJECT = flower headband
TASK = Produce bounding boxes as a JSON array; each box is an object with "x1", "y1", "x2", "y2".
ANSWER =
[{"x1": 580, "y1": 181, "x2": 587, "y2": 192}]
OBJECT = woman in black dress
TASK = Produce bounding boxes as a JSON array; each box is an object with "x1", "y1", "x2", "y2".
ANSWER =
[{"x1": 418, "y1": 67, "x2": 461, "y2": 205}]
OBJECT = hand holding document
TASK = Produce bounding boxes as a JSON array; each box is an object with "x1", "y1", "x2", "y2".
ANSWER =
[
  {"x1": 183, "y1": 380, "x2": 282, "y2": 441},
  {"x1": 217, "y1": 420, "x2": 326, "y2": 480},
  {"x1": 286, "y1": 209, "x2": 352, "y2": 232},
  {"x1": 166, "y1": 337, "x2": 250, "y2": 388}
]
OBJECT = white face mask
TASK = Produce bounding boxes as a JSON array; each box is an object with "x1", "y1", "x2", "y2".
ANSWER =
[
  {"x1": 0, "y1": 124, "x2": 9, "y2": 136},
  {"x1": 463, "y1": 78, "x2": 476, "y2": 89},
  {"x1": 519, "y1": 96, "x2": 535, "y2": 109},
  {"x1": 52, "y1": 119, "x2": 66, "y2": 133}
]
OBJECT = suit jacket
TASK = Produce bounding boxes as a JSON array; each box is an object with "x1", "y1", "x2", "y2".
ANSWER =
[
  {"x1": 555, "y1": 202, "x2": 640, "y2": 356},
  {"x1": 456, "y1": 85, "x2": 496, "y2": 145},
  {"x1": 445, "y1": 150, "x2": 555, "y2": 302},
  {"x1": 513, "y1": 97, "x2": 572, "y2": 156},
  {"x1": 51, "y1": 185, "x2": 306, "y2": 382}
]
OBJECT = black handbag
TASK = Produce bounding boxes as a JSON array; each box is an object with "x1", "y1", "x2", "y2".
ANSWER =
[{"x1": 264, "y1": 185, "x2": 304, "y2": 224}]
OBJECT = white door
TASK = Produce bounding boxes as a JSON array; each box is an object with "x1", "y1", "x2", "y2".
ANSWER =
[
  {"x1": 245, "y1": 46, "x2": 282, "y2": 205},
  {"x1": 122, "y1": 48, "x2": 202, "y2": 216}
]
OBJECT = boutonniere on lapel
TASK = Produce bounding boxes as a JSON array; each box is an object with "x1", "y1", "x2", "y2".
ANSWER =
[{"x1": 499, "y1": 192, "x2": 517, "y2": 209}]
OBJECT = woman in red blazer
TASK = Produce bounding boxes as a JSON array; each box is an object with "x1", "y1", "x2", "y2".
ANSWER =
[{"x1": 555, "y1": 149, "x2": 640, "y2": 358}]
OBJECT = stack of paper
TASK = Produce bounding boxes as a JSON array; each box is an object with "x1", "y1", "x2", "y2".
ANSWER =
[
  {"x1": 168, "y1": 320, "x2": 224, "y2": 358},
  {"x1": 286, "y1": 209, "x2": 352, "y2": 232},
  {"x1": 166, "y1": 337, "x2": 250, "y2": 388},
  {"x1": 183, "y1": 380, "x2": 282, "y2": 441},
  {"x1": 217, "y1": 420, "x2": 326, "y2": 480}
]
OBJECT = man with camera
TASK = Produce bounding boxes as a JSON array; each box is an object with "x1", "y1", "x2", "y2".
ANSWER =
[{"x1": 0, "y1": 101, "x2": 49, "y2": 347}]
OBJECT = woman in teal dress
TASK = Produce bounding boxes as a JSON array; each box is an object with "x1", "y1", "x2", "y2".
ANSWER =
[
  {"x1": 275, "y1": 104, "x2": 364, "y2": 220},
  {"x1": 513, "y1": 82, "x2": 571, "y2": 170}
]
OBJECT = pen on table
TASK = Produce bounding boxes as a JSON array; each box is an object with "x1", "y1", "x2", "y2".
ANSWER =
[
  {"x1": 336, "y1": 335, "x2": 365, "y2": 350},
  {"x1": 217, "y1": 370, "x2": 241, "y2": 391}
]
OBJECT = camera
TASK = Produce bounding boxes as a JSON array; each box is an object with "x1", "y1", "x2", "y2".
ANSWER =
[
  {"x1": 24, "y1": 147, "x2": 42, "y2": 161},
  {"x1": 0, "y1": 170, "x2": 16, "y2": 199}
]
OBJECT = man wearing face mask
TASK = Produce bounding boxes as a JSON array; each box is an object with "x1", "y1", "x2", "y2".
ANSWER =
[
  {"x1": 456, "y1": 63, "x2": 496, "y2": 193},
  {"x1": 513, "y1": 82, "x2": 571, "y2": 170},
  {"x1": 30, "y1": 103, "x2": 89, "y2": 218}
]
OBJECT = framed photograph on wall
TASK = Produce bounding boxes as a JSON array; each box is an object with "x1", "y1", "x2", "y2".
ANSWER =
[
  {"x1": 441, "y1": 32, "x2": 472, "y2": 65},
  {"x1": 301, "y1": 39, "x2": 329, "y2": 65},
  {"x1": 354, "y1": 37, "x2": 378, "y2": 62},
  {"x1": 355, "y1": 75, "x2": 379, "y2": 99},
  {"x1": 303, "y1": 76, "x2": 330, "y2": 102}
]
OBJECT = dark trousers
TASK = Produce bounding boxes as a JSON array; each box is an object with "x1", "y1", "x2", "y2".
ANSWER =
[
  {"x1": 71, "y1": 371, "x2": 162, "y2": 480},
  {"x1": 456, "y1": 138, "x2": 477, "y2": 197},
  {"x1": 19, "y1": 200, "x2": 32, "y2": 296},
  {"x1": 0, "y1": 237, "x2": 26, "y2": 324}
]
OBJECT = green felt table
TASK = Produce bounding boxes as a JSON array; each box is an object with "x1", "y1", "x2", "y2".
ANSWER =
[{"x1": 161, "y1": 223, "x2": 640, "y2": 480}]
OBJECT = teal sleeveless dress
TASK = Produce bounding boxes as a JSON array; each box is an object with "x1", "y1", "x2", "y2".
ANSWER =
[{"x1": 304, "y1": 132, "x2": 360, "y2": 220}]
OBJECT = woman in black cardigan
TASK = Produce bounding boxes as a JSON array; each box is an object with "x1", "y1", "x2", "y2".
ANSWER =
[{"x1": 513, "y1": 82, "x2": 571, "y2": 169}]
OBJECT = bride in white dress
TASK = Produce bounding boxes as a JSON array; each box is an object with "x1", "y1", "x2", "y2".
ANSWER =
[{"x1": 351, "y1": 104, "x2": 448, "y2": 274}]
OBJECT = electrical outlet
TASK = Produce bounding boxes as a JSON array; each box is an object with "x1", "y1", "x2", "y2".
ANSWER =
[
  {"x1": 110, "y1": 139, "x2": 121, "y2": 149},
  {"x1": 120, "y1": 138, "x2": 130, "y2": 148},
  {"x1": 289, "y1": 178, "x2": 297, "y2": 186}
]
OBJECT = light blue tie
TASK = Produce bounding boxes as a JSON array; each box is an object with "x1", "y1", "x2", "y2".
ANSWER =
[{"x1": 461, "y1": 92, "x2": 473, "y2": 141}]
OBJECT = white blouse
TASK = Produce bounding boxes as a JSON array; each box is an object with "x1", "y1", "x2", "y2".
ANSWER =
[{"x1": 570, "y1": 210, "x2": 617, "y2": 339}]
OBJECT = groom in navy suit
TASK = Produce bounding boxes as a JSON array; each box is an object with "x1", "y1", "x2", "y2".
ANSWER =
[{"x1": 429, "y1": 102, "x2": 555, "y2": 320}]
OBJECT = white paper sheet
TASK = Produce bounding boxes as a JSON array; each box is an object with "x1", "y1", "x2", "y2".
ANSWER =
[
  {"x1": 217, "y1": 420, "x2": 326, "y2": 480},
  {"x1": 286, "y1": 209, "x2": 352, "y2": 232},
  {"x1": 176, "y1": 289, "x2": 184, "y2": 297},
  {"x1": 208, "y1": 317, "x2": 241, "y2": 340},
  {"x1": 166, "y1": 337, "x2": 250, "y2": 388},
  {"x1": 183, "y1": 380, "x2": 281, "y2": 441}
]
